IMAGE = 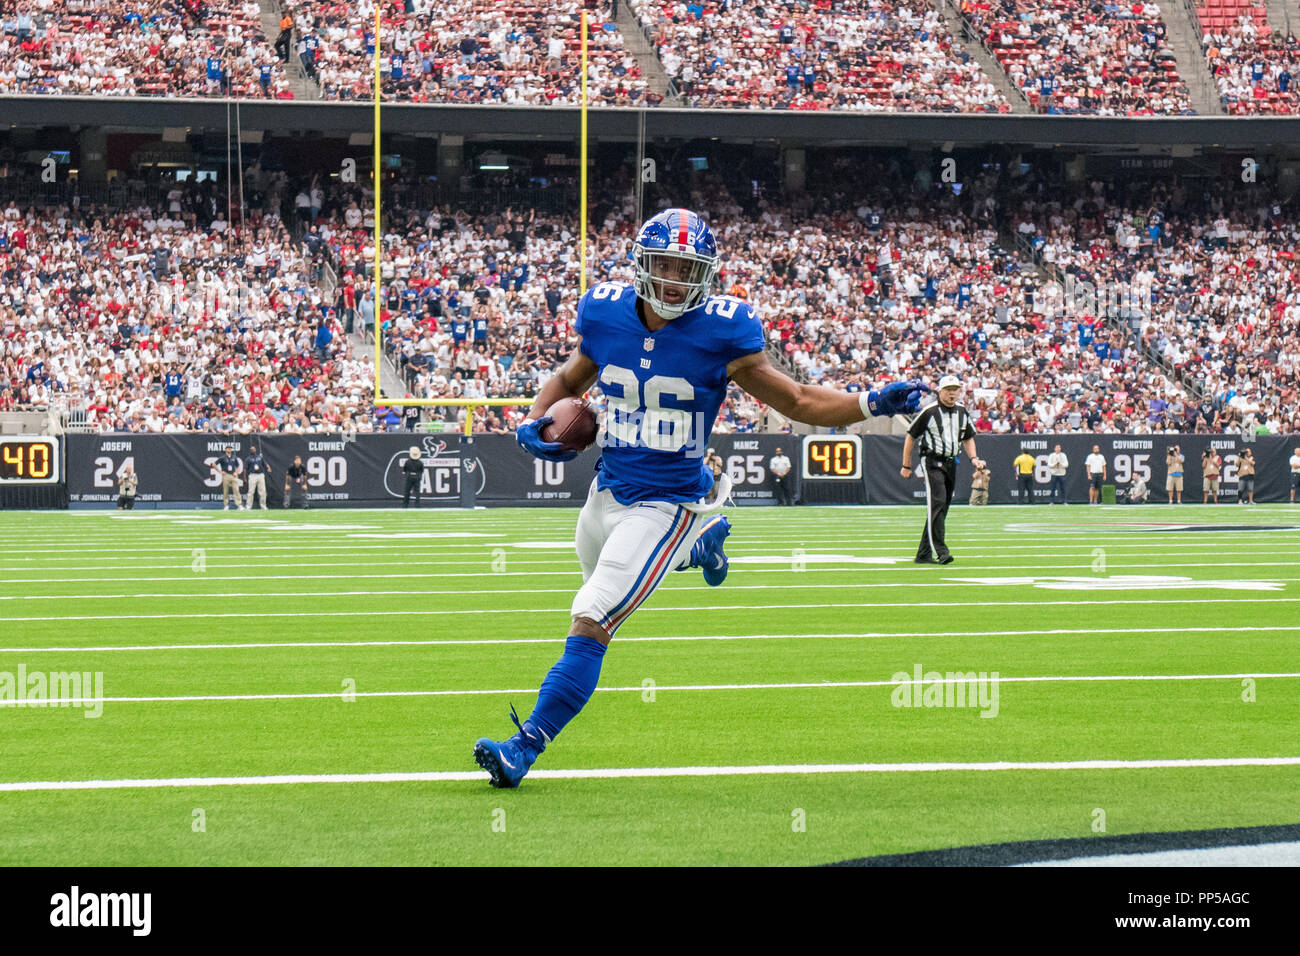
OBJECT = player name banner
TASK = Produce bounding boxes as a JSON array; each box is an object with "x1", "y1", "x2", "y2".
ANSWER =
[
  {"x1": 862, "y1": 434, "x2": 1298, "y2": 506},
  {"x1": 63, "y1": 433, "x2": 1298, "y2": 508},
  {"x1": 63, "y1": 434, "x2": 796, "y2": 508}
]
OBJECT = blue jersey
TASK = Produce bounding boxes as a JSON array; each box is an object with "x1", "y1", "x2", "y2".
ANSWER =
[{"x1": 575, "y1": 282, "x2": 765, "y2": 505}]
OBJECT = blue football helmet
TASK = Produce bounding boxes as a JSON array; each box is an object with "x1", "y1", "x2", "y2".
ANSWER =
[{"x1": 632, "y1": 208, "x2": 721, "y2": 319}]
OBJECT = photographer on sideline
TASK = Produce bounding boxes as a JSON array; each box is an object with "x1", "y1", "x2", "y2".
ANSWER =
[
  {"x1": 1202, "y1": 448, "x2": 1222, "y2": 504},
  {"x1": 1166, "y1": 444, "x2": 1185, "y2": 504},
  {"x1": 117, "y1": 465, "x2": 138, "y2": 510},
  {"x1": 1237, "y1": 448, "x2": 1256, "y2": 505},
  {"x1": 284, "y1": 454, "x2": 308, "y2": 509}
]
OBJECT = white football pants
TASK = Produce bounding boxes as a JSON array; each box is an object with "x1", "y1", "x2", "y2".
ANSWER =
[{"x1": 570, "y1": 477, "x2": 703, "y2": 637}]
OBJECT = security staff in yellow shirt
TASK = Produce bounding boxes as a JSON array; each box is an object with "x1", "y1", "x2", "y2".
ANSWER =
[{"x1": 1013, "y1": 450, "x2": 1036, "y2": 504}]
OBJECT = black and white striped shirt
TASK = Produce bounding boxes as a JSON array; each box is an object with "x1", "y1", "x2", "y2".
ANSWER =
[{"x1": 908, "y1": 400, "x2": 975, "y2": 460}]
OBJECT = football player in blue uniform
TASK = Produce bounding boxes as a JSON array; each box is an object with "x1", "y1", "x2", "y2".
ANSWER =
[{"x1": 473, "y1": 208, "x2": 928, "y2": 787}]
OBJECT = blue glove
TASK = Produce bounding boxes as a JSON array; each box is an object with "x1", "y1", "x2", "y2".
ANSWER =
[
  {"x1": 516, "y1": 416, "x2": 576, "y2": 462},
  {"x1": 866, "y1": 379, "x2": 930, "y2": 416}
]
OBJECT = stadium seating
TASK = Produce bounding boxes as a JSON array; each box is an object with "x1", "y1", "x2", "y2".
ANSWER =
[
  {"x1": 627, "y1": 0, "x2": 1010, "y2": 112},
  {"x1": 0, "y1": 182, "x2": 372, "y2": 433},
  {"x1": 3, "y1": 159, "x2": 1296, "y2": 436},
  {"x1": 295, "y1": 0, "x2": 654, "y2": 106},
  {"x1": 1196, "y1": 9, "x2": 1300, "y2": 114},
  {"x1": 962, "y1": 0, "x2": 1196, "y2": 115},
  {"x1": 0, "y1": 0, "x2": 294, "y2": 98}
]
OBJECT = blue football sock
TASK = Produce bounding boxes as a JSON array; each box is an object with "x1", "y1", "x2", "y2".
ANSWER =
[{"x1": 524, "y1": 635, "x2": 608, "y2": 746}]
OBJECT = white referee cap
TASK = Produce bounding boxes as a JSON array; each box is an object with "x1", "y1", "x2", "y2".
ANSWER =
[{"x1": 938, "y1": 375, "x2": 962, "y2": 390}]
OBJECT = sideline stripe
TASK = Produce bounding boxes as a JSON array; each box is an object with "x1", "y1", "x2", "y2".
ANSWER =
[
  {"x1": 3, "y1": 756, "x2": 1299, "y2": 792},
  {"x1": 4, "y1": 672, "x2": 1298, "y2": 706},
  {"x1": 6, "y1": 625, "x2": 1300, "y2": 654}
]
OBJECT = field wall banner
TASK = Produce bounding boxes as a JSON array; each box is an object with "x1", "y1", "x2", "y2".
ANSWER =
[
  {"x1": 862, "y1": 433, "x2": 1298, "y2": 506},
  {"x1": 64, "y1": 433, "x2": 1298, "y2": 508}
]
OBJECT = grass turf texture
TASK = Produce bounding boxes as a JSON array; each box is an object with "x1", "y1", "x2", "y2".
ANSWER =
[{"x1": 1, "y1": 503, "x2": 1297, "y2": 865}]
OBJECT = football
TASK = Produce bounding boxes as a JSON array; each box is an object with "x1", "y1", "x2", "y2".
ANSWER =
[{"x1": 541, "y1": 397, "x2": 599, "y2": 453}]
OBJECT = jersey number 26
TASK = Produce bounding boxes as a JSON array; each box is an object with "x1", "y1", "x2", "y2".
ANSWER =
[{"x1": 599, "y1": 364, "x2": 695, "y2": 453}]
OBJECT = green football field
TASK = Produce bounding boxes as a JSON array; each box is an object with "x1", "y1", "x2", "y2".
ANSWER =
[{"x1": 1, "y1": 502, "x2": 1297, "y2": 866}]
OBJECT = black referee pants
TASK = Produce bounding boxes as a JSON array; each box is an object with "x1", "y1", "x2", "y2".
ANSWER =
[
  {"x1": 403, "y1": 475, "x2": 421, "y2": 508},
  {"x1": 917, "y1": 457, "x2": 956, "y2": 561}
]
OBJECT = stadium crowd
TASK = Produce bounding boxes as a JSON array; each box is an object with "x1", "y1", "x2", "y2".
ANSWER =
[
  {"x1": 1012, "y1": 174, "x2": 1300, "y2": 434},
  {"x1": 962, "y1": 0, "x2": 1195, "y2": 115},
  {"x1": 629, "y1": 0, "x2": 1010, "y2": 111},
  {"x1": 1198, "y1": 11, "x2": 1300, "y2": 114},
  {"x1": 3, "y1": 151, "x2": 1299, "y2": 437},
  {"x1": 0, "y1": 174, "x2": 374, "y2": 434},
  {"x1": 284, "y1": 0, "x2": 654, "y2": 106},
  {"x1": 0, "y1": 0, "x2": 296, "y2": 99},
  {"x1": 11, "y1": 0, "x2": 1300, "y2": 119}
]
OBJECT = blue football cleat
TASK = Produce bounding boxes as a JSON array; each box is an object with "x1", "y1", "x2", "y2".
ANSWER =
[
  {"x1": 473, "y1": 705, "x2": 547, "y2": 789},
  {"x1": 691, "y1": 514, "x2": 731, "y2": 587}
]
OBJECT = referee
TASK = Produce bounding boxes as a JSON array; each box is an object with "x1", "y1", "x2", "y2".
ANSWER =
[{"x1": 900, "y1": 375, "x2": 984, "y2": 564}]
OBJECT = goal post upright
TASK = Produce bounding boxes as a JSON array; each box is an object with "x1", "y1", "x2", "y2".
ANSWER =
[
  {"x1": 367, "y1": 7, "x2": 536, "y2": 423},
  {"x1": 373, "y1": 1, "x2": 383, "y2": 402},
  {"x1": 580, "y1": 9, "x2": 588, "y2": 296}
]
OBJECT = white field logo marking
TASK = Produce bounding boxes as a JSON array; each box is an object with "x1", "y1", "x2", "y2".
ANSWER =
[
  {"x1": 0, "y1": 665, "x2": 103, "y2": 718},
  {"x1": 50, "y1": 886, "x2": 151, "y2": 936},
  {"x1": 890, "y1": 665, "x2": 1000, "y2": 718},
  {"x1": 952, "y1": 574, "x2": 1283, "y2": 591}
]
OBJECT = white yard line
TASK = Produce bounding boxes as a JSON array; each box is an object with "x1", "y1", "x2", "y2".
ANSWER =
[
  {"x1": 3, "y1": 756, "x2": 1299, "y2": 793},
  {"x1": 6, "y1": 625, "x2": 1300, "y2": 654},
  {"x1": 3, "y1": 672, "x2": 1298, "y2": 707},
  {"x1": 6, "y1": 561, "x2": 1300, "y2": 585},
  {"x1": 4, "y1": 597, "x2": 1300, "y2": 623},
  {"x1": 0, "y1": 592, "x2": 1296, "y2": 612},
  {"x1": 3, "y1": 544, "x2": 1295, "y2": 569}
]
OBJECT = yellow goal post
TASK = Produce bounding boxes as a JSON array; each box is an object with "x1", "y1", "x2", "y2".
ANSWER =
[{"x1": 367, "y1": 9, "x2": 593, "y2": 428}]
